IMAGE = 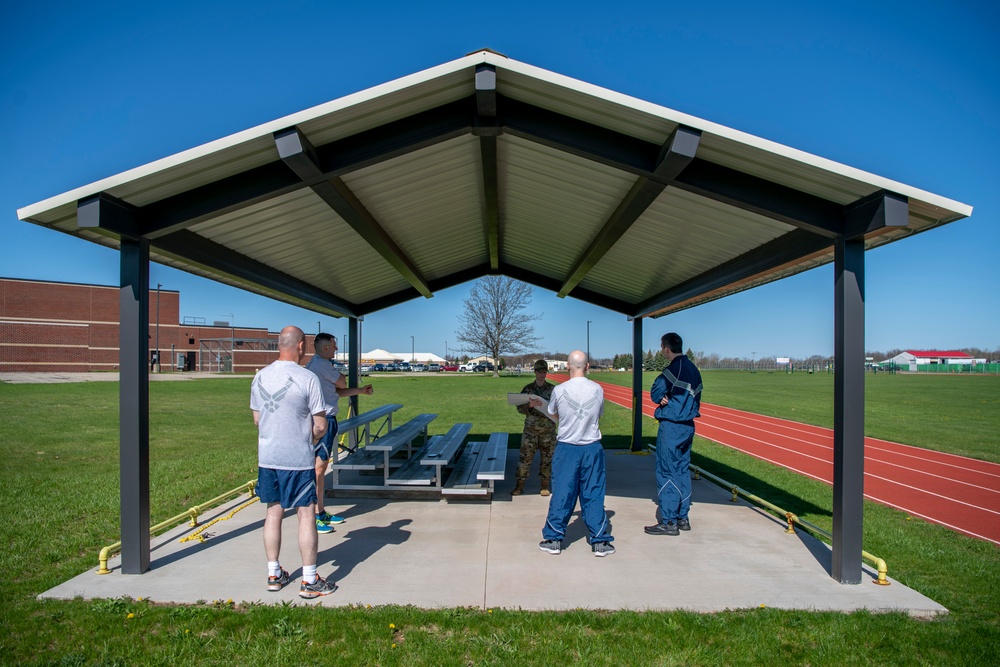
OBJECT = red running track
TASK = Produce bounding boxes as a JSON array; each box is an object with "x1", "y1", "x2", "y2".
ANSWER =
[{"x1": 549, "y1": 374, "x2": 1000, "y2": 545}]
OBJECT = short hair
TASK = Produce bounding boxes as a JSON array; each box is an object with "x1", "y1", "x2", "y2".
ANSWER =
[
  {"x1": 661, "y1": 332, "x2": 683, "y2": 355},
  {"x1": 314, "y1": 332, "x2": 334, "y2": 349}
]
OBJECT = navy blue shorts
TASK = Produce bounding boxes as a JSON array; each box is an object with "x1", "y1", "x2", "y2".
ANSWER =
[
  {"x1": 314, "y1": 415, "x2": 339, "y2": 461},
  {"x1": 257, "y1": 467, "x2": 317, "y2": 508}
]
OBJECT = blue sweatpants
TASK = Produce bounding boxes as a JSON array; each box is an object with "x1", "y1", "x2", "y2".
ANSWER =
[
  {"x1": 542, "y1": 441, "x2": 613, "y2": 543},
  {"x1": 655, "y1": 420, "x2": 695, "y2": 522}
]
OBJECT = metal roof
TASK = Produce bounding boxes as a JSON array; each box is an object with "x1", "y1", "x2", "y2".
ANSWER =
[{"x1": 17, "y1": 49, "x2": 972, "y2": 320}]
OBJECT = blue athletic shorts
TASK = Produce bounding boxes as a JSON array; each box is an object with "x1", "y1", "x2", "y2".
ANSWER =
[
  {"x1": 257, "y1": 467, "x2": 317, "y2": 508},
  {"x1": 314, "y1": 415, "x2": 339, "y2": 461}
]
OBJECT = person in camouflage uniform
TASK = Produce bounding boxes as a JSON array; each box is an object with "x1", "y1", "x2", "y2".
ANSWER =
[{"x1": 513, "y1": 359, "x2": 557, "y2": 496}]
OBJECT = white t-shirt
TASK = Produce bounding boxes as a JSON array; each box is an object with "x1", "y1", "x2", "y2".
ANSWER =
[
  {"x1": 547, "y1": 376, "x2": 604, "y2": 445},
  {"x1": 251, "y1": 361, "x2": 326, "y2": 470},
  {"x1": 305, "y1": 355, "x2": 342, "y2": 416}
]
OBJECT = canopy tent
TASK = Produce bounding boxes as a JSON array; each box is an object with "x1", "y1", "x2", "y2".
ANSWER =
[{"x1": 18, "y1": 50, "x2": 971, "y2": 583}]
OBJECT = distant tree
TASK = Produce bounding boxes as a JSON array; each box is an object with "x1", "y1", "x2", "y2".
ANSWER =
[
  {"x1": 685, "y1": 347, "x2": 695, "y2": 362},
  {"x1": 455, "y1": 276, "x2": 541, "y2": 378}
]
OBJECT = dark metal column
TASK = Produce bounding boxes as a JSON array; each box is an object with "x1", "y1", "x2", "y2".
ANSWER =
[
  {"x1": 119, "y1": 238, "x2": 151, "y2": 574},
  {"x1": 832, "y1": 236, "x2": 865, "y2": 583},
  {"x1": 348, "y1": 317, "x2": 360, "y2": 415},
  {"x1": 630, "y1": 316, "x2": 644, "y2": 451}
]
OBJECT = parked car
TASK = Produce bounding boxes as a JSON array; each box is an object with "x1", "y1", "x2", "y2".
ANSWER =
[
  {"x1": 427, "y1": 363, "x2": 441, "y2": 372},
  {"x1": 442, "y1": 364, "x2": 459, "y2": 372},
  {"x1": 411, "y1": 363, "x2": 426, "y2": 372},
  {"x1": 372, "y1": 363, "x2": 387, "y2": 372},
  {"x1": 359, "y1": 365, "x2": 371, "y2": 376},
  {"x1": 399, "y1": 362, "x2": 411, "y2": 372},
  {"x1": 474, "y1": 362, "x2": 495, "y2": 372}
]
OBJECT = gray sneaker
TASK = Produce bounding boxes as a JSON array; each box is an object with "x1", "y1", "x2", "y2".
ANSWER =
[
  {"x1": 538, "y1": 539, "x2": 561, "y2": 554},
  {"x1": 299, "y1": 575, "x2": 338, "y2": 599},
  {"x1": 592, "y1": 541, "x2": 616, "y2": 557},
  {"x1": 266, "y1": 568, "x2": 290, "y2": 592},
  {"x1": 677, "y1": 518, "x2": 691, "y2": 531}
]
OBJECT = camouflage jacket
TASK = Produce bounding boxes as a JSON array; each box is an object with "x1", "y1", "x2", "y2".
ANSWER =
[{"x1": 517, "y1": 381, "x2": 556, "y2": 435}]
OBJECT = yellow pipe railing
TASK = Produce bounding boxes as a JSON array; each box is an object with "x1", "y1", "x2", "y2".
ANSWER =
[
  {"x1": 686, "y1": 463, "x2": 889, "y2": 585},
  {"x1": 98, "y1": 479, "x2": 256, "y2": 574}
]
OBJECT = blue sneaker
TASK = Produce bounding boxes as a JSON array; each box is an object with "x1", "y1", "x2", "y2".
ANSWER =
[
  {"x1": 316, "y1": 518, "x2": 335, "y2": 534},
  {"x1": 316, "y1": 511, "x2": 346, "y2": 525}
]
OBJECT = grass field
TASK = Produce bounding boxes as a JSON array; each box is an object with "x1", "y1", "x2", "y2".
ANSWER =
[{"x1": 0, "y1": 373, "x2": 997, "y2": 666}]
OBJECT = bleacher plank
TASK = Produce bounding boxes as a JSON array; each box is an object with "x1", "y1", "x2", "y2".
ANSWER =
[
  {"x1": 337, "y1": 403, "x2": 403, "y2": 451},
  {"x1": 442, "y1": 441, "x2": 490, "y2": 496},
  {"x1": 477, "y1": 432, "x2": 508, "y2": 480},
  {"x1": 388, "y1": 437, "x2": 439, "y2": 485},
  {"x1": 420, "y1": 423, "x2": 472, "y2": 466}
]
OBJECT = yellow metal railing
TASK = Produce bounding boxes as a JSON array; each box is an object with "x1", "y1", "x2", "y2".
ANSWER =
[
  {"x1": 97, "y1": 479, "x2": 257, "y2": 574},
  {"x1": 686, "y1": 463, "x2": 890, "y2": 585}
]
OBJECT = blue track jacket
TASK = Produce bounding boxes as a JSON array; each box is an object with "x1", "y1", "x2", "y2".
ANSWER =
[{"x1": 651, "y1": 356, "x2": 703, "y2": 423}]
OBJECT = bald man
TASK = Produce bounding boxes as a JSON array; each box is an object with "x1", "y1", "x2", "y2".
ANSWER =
[
  {"x1": 530, "y1": 350, "x2": 615, "y2": 557},
  {"x1": 251, "y1": 326, "x2": 337, "y2": 598}
]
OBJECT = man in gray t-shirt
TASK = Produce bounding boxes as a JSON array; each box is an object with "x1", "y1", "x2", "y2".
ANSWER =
[
  {"x1": 530, "y1": 350, "x2": 615, "y2": 557},
  {"x1": 250, "y1": 326, "x2": 337, "y2": 598}
]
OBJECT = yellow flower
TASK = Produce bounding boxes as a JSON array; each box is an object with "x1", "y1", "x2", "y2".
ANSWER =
[
  {"x1": 392, "y1": 643, "x2": 397, "y2": 649},
  {"x1": 226, "y1": 598, "x2": 233, "y2": 604},
  {"x1": 185, "y1": 629, "x2": 190, "y2": 634},
  {"x1": 389, "y1": 623, "x2": 395, "y2": 629},
  {"x1": 136, "y1": 597, "x2": 144, "y2": 602},
  {"x1": 488, "y1": 609, "x2": 493, "y2": 614},
  {"x1": 759, "y1": 604, "x2": 766, "y2": 608},
  {"x1": 127, "y1": 613, "x2": 135, "y2": 619}
]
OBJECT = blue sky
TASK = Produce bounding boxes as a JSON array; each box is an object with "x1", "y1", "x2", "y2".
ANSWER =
[{"x1": 2, "y1": 1, "x2": 996, "y2": 361}]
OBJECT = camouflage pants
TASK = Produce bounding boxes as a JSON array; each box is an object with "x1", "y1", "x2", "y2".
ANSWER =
[{"x1": 517, "y1": 431, "x2": 556, "y2": 482}]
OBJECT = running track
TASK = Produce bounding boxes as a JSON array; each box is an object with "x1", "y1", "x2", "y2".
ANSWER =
[{"x1": 549, "y1": 374, "x2": 1000, "y2": 545}]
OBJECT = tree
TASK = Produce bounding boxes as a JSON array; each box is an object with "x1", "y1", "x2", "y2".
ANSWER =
[{"x1": 455, "y1": 276, "x2": 541, "y2": 378}]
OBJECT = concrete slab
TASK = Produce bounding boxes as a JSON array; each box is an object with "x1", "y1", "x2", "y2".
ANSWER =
[{"x1": 41, "y1": 450, "x2": 946, "y2": 616}]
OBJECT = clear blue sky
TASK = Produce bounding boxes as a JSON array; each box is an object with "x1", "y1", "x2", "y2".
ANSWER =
[{"x1": 2, "y1": 1, "x2": 996, "y2": 361}]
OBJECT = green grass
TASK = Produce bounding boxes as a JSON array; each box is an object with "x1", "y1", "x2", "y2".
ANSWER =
[{"x1": 0, "y1": 374, "x2": 998, "y2": 666}]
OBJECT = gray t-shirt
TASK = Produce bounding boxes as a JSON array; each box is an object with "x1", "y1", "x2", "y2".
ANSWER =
[
  {"x1": 251, "y1": 360, "x2": 326, "y2": 470},
  {"x1": 547, "y1": 376, "x2": 604, "y2": 445},
  {"x1": 305, "y1": 355, "x2": 342, "y2": 416}
]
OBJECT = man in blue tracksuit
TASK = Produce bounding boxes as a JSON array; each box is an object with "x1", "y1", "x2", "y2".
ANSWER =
[{"x1": 645, "y1": 332, "x2": 703, "y2": 536}]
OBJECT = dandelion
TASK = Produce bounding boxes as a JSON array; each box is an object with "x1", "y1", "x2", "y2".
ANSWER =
[
  {"x1": 137, "y1": 597, "x2": 144, "y2": 602},
  {"x1": 488, "y1": 609, "x2": 493, "y2": 614},
  {"x1": 127, "y1": 613, "x2": 135, "y2": 619},
  {"x1": 759, "y1": 604, "x2": 766, "y2": 608},
  {"x1": 392, "y1": 643, "x2": 397, "y2": 649},
  {"x1": 389, "y1": 623, "x2": 395, "y2": 629},
  {"x1": 185, "y1": 629, "x2": 190, "y2": 634}
]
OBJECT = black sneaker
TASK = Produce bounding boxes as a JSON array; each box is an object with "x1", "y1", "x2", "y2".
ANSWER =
[
  {"x1": 592, "y1": 541, "x2": 616, "y2": 557},
  {"x1": 677, "y1": 518, "x2": 691, "y2": 531},
  {"x1": 538, "y1": 539, "x2": 562, "y2": 554},
  {"x1": 644, "y1": 522, "x2": 680, "y2": 536},
  {"x1": 267, "y1": 568, "x2": 290, "y2": 592},
  {"x1": 299, "y1": 575, "x2": 338, "y2": 599}
]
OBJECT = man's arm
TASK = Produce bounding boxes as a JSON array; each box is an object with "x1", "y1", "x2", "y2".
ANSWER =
[
  {"x1": 252, "y1": 410, "x2": 260, "y2": 428},
  {"x1": 334, "y1": 375, "x2": 374, "y2": 397},
  {"x1": 312, "y1": 413, "x2": 328, "y2": 443},
  {"x1": 650, "y1": 374, "x2": 668, "y2": 405}
]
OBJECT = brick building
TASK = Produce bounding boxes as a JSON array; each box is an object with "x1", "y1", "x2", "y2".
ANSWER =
[{"x1": 0, "y1": 277, "x2": 280, "y2": 373}]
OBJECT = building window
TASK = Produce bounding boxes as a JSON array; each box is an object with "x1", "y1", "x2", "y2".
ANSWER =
[{"x1": 189, "y1": 338, "x2": 195, "y2": 345}]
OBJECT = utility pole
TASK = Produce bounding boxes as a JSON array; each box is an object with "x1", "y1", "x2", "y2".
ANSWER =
[
  {"x1": 229, "y1": 313, "x2": 235, "y2": 373},
  {"x1": 410, "y1": 335, "x2": 415, "y2": 363}
]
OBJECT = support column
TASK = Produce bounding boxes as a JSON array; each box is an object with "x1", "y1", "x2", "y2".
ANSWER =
[
  {"x1": 832, "y1": 236, "x2": 865, "y2": 583},
  {"x1": 119, "y1": 238, "x2": 151, "y2": 574},
  {"x1": 348, "y1": 317, "x2": 360, "y2": 415},
  {"x1": 630, "y1": 316, "x2": 644, "y2": 451}
]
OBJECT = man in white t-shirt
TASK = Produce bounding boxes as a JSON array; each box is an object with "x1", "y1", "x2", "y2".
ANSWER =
[
  {"x1": 305, "y1": 333, "x2": 373, "y2": 530},
  {"x1": 250, "y1": 326, "x2": 337, "y2": 598},
  {"x1": 529, "y1": 350, "x2": 615, "y2": 557}
]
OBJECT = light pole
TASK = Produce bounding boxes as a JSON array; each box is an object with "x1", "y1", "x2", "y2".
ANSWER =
[
  {"x1": 752, "y1": 351, "x2": 756, "y2": 374},
  {"x1": 586, "y1": 320, "x2": 592, "y2": 374},
  {"x1": 154, "y1": 283, "x2": 162, "y2": 373},
  {"x1": 228, "y1": 313, "x2": 235, "y2": 373},
  {"x1": 445, "y1": 341, "x2": 448, "y2": 364},
  {"x1": 317, "y1": 321, "x2": 321, "y2": 333},
  {"x1": 410, "y1": 335, "x2": 415, "y2": 363}
]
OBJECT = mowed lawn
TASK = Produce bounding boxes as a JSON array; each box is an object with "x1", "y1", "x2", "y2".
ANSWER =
[{"x1": 0, "y1": 373, "x2": 997, "y2": 666}]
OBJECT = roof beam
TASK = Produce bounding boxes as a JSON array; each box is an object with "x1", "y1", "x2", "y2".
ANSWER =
[
  {"x1": 139, "y1": 99, "x2": 475, "y2": 240},
  {"x1": 275, "y1": 127, "x2": 433, "y2": 299},
  {"x1": 78, "y1": 192, "x2": 144, "y2": 241},
  {"x1": 502, "y1": 95, "x2": 844, "y2": 238},
  {"x1": 153, "y1": 230, "x2": 357, "y2": 317},
  {"x1": 356, "y1": 262, "x2": 493, "y2": 315},
  {"x1": 499, "y1": 262, "x2": 634, "y2": 314},
  {"x1": 844, "y1": 190, "x2": 909, "y2": 240},
  {"x1": 475, "y1": 65, "x2": 502, "y2": 270},
  {"x1": 557, "y1": 126, "x2": 701, "y2": 297},
  {"x1": 634, "y1": 229, "x2": 833, "y2": 318}
]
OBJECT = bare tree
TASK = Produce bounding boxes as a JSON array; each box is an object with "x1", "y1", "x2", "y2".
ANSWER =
[{"x1": 456, "y1": 276, "x2": 541, "y2": 377}]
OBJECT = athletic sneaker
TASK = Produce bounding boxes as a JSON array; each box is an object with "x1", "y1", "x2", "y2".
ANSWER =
[
  {"x1": 267, "y1": 568, "x2": 290, "y2": 592},
  {"x1": 316, "y1": 511, "x2": 346, "y2": 525},
  {"x1": 299, "y1": 575, "x2": 338, "y2": 599},
  {"x1": 677, "y1": 518, "x2": 691, "y2": 531},
  {"x1": 316, "y1": 518, "x2": 335, "y2": 534},
  {"x1": 538, "y1": 539, "x2": 561, "y2": 554},
  {"x1": 592, "y1": 542, "x2": 616, "y2": 557}
]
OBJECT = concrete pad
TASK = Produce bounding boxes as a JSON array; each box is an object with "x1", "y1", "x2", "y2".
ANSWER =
[{"x1": 41, "y1": 450, "x2": 946, "y2": 616}]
